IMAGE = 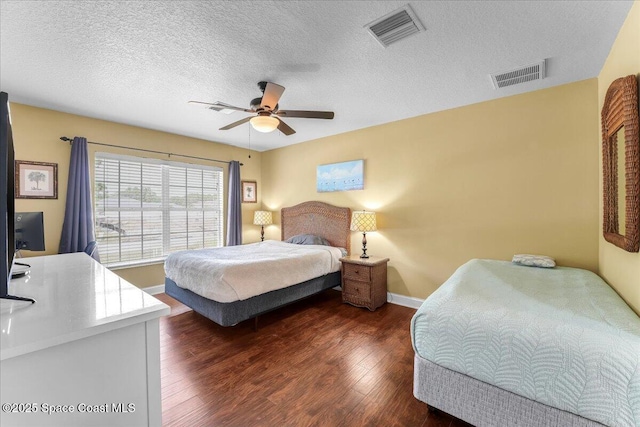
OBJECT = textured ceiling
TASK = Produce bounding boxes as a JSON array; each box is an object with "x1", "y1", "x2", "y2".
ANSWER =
[{"x1": 0, "y1": 1, "x2": 633, "y2": 152}]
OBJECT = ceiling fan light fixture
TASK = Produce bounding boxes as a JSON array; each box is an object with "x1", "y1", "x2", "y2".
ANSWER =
[{"x1": 250, "y1": 115, "x2": 279, "y2": 133}]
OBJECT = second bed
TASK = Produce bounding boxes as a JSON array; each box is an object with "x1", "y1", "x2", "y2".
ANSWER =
[{"x1": 411, "y1": 259, "x2": 640, "y2": 427}]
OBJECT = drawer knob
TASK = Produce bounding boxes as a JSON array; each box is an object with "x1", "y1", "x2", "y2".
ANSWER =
[{"x1": 354, "y1": 270, "x2": 358, "y2": 274}]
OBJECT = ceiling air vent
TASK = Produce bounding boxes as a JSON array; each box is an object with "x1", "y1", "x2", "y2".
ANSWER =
[
  {"x1": 366, "y1": 5, "x2": 425, "y2": 48},
  {"x1": 490, "y1": 60, "x2": 546, "y2": 89}
]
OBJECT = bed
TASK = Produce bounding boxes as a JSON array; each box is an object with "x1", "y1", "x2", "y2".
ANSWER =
[
  {"x1": 164, "y1": 201, "x2": 351, "y2": 327},
  {"x1": 411, "y1": 259, "x2": 640, "y2": 427}
]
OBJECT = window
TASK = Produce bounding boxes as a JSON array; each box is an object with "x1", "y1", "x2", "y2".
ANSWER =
[{"x1": 94, "y1": 153, "x2": 223, "y2": 267}]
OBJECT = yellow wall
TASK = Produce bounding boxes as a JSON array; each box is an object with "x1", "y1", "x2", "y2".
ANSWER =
[
  {"x1": 262, "y1": 79, "x2": 600, "y2": 299},
  {"x1": 598, "y1": 0, "x2": 640, "y2": 314},
  {"x1": 10, "y1": 103, "x2": 262, "y2": 288}
]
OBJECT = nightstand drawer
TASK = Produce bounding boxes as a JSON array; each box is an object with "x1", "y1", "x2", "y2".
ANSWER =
[
  {"x1": 342, "y1": 279, "x2": 369, "y2": 298},
  {"x1": 343, "y1": 263, "x2": 371, "y2": 282}
]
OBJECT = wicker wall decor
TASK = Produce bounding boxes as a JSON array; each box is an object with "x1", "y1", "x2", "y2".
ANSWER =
[{"x1": 601, "y1": 74, "x2": 639, "y2": 252}]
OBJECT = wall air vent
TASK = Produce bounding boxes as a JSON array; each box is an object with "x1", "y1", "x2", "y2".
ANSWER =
[
  {"x1": 365, "y1": 5, "x2": 425, "y2": 48},
  {"x1": 490, "y1": 60, "x2": 546, "y2": 89}
]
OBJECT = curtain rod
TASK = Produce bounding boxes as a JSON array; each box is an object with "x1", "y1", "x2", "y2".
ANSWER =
[{"x1": 59, "y1": 136, "x2": 243, "y2": 166}]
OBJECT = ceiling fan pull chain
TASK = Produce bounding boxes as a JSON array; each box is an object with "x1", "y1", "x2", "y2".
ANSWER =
[{"x1": 247, "y1": 125, "x2": 251, "y2": 159}]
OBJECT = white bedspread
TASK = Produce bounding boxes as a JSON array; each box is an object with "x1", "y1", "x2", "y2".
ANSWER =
[{"x1": 164, "y1": 240, "x2": 343, "y2": 303}]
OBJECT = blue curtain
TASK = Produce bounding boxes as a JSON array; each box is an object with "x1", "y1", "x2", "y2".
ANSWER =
[
  {"x1": 226, "y1": 160, "x2": 242, "y2": 246},
  {"x1": 59, "y1": 137, "x2": 99, "y2": 261}
]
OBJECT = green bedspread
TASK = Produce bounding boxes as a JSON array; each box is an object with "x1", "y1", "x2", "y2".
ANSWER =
[{"x1": 411, "y1": 259, "x2": 640, "y2": 427}]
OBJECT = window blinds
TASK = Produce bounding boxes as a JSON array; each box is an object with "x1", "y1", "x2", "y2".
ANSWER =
[{"x1": 94, "y1": 152, "x2": 223, "y2": 267}]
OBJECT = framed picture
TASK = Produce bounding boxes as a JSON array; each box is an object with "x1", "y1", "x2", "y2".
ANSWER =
[
  {"x1": 242, "y1": 180, "x2": 257, "y2": 203},
  {"x1": 15, "y1": 160, "x2": 58, "y2": 199},
  {"x1": 317, "y1": 159, "x2": 364, "y2": 192}
]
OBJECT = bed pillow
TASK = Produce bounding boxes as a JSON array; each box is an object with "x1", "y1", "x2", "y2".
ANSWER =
[
  {"x1": 512, "y1": 254, "x2": 556, "y2": 268},
  {"x1": 285, "y1": 234, "x2": 332, "y2": 246}
]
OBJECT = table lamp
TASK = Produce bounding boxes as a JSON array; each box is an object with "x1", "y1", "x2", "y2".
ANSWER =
[
  {"x1": 350, "y1": 211, "x2": 377, "y2": 258},
  {"x1": 253, "y1": 210, "x2": 273, "y2": 241}
]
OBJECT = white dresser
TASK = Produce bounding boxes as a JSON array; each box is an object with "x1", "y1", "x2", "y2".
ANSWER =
[{"x1": 1, "y1": 253, "x2": 170, "y2": 427}]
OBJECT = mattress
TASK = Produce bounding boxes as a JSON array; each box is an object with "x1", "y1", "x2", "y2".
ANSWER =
[
  {"x1": 411, "y1": 259, "x2": 640, "y2": 427},
  {"x1": 164, "y1": 240, "x2": 344, "y2": 303}
]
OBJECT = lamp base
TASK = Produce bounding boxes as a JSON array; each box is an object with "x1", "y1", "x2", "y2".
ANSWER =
[
  {"x1": 260, "y1": 225, "x2": 265, "y2": 242},
  {"x1": 360, "y1": 232, "x2": 369, "y2": 258}
]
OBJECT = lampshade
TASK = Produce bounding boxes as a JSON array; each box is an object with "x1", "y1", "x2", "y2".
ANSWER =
[
  {"x1": 250, "y1": 116, "x2": 279, "y2": 133},
  {"x1": 350, "y1": 211, "x2": 377, "y2": 232},
  {"x1": 253, "y1": 210, "x2": 273, "y2": 226}
]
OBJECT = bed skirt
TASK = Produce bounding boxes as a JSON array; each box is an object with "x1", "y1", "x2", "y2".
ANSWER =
[
  {"x1": 413, "y1": 354, "x2": 604, "y2": 427},
  {"x1": 165, "y1": 271, "x2": 341, "y2": 327}
]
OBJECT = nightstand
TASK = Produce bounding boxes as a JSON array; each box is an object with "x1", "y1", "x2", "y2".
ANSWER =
[{"x1": 340, "y1": 255, "x2": 389, "y2": 311}]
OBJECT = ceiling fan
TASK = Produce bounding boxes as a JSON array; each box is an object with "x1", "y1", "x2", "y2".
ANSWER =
[{"x1": 189, "y1": 81, "x2": 334, "y2": 136}]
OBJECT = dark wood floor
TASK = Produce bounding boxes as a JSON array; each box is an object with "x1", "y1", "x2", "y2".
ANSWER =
[{"x1": 156, "y1": 290, "x2": 472, "y2": 427}]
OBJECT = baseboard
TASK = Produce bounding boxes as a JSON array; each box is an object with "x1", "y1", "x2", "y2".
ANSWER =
[
  {"x1": 335, "y1": 286, "x2": 423, "y2": 309},
  {"x1": 387, "y1": 292, "x2": 424, "y2": 309},
  {"x1": 143, "y1": 284, "x2": 165, "y2": 295}
]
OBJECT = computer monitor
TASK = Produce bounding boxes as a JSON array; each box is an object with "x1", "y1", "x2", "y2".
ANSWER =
[{"x1": 15, "y1": 212, "x2": 45, "y2": 251}]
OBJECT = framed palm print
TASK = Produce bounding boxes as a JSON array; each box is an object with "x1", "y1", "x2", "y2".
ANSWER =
[
  {"x1": 15, "y1": 160, "x2": 58, "y2": 199},
  {"x1": 242, "y1": 180, "x2": 257, "y2": 203}
]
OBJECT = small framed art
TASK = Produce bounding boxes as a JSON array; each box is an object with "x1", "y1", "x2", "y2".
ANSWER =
[
  {"x1": 242, "y1": 180, "x2": 257, "y2": 203},
  {"x1": 317, "y1": 159, "x2": 364, "y2": 192},
  {"x1": 15, "y1": 160, "x2": 58, "y2": 199}
]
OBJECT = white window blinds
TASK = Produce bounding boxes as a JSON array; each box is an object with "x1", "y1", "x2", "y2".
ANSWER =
[{"x1": 94, "y1": 152, "x2": 223, "y2": 267}]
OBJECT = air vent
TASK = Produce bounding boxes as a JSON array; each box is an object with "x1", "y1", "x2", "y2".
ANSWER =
[
  {"x1": 490, "y1": 60, "x2": 546, "y2": 89},
  {"x1": 366, "y1": 5, "x2": 425, "y2": 48}
]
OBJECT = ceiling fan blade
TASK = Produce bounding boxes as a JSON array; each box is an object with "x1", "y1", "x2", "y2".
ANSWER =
[
  {"x1": 276, "y1": 110, "x2": 334, "y2": 119},
  {"x1": 276, "y1": 118, "x2": 296, "y2": 136},
  {"x1": 188, "y1": 100, "x2": 251, "y2": 113},
  {"x1": 188, "y1": 100, "x2": 216, "y2": 106},
  {"x1": 213, "y1": 101, "x2": 253, "y2": 113},
  {"x1": 220, "y1": 116, "x2": 252, "y2": 131},
  {"x1": 260, "y1": 82, "x2": 285, "y2": 111}
]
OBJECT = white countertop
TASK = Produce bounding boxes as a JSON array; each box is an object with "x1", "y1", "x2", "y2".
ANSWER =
[{"x1": 1, "y1": 253, "x2": 170, "y2": 360}]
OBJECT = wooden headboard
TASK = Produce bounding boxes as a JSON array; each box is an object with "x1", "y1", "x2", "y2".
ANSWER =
[{"x1": 281, "y1": 201, "x2": 351, "y2": 254}]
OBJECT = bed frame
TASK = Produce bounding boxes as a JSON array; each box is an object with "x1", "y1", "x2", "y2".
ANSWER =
[
  {"x1": 165, "y1": 201, "x2": 351, "y2": 327},
  {"x1": 414, "y1": 354, "x2": 604, "y2": 427}
]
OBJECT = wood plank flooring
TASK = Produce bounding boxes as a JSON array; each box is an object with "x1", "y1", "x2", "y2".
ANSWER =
[{"x1": 156, "y1": 290, "x2": 472, "y2": 427}]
